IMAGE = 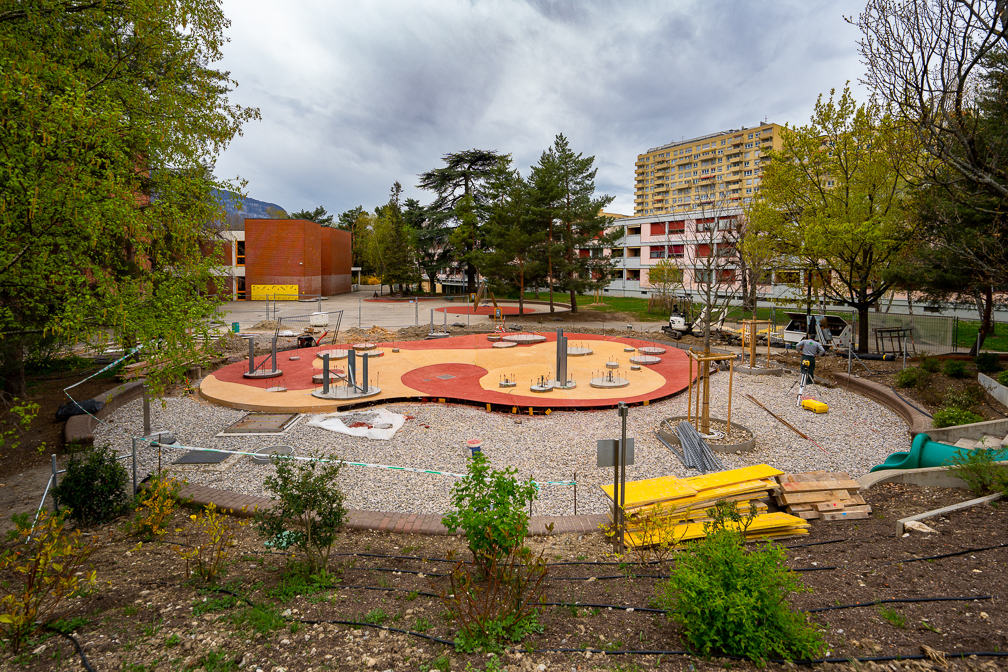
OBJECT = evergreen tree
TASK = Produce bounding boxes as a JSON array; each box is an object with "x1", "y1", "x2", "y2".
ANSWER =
[
  {"x1": 290, "y1": 206, "x2": 334, "y2": 225},
  {"x1": 531, "y1": 135, "x2": 617, "y2": 314},
  {"x1": 418, "y1": 149, "x2": 506, "y2": 293}
]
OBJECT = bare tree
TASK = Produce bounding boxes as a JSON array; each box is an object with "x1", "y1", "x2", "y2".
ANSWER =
[{"x1": 854, "y1": 0, "x2": 1008, "y2": 198}]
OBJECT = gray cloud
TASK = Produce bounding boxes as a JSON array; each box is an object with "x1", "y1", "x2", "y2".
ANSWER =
[{"x1": 214, "y1": 0, "x2": 868, "y2": 216}]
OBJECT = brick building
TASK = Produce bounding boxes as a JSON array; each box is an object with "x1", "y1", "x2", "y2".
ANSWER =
[{"x1": 215, "y1": 218, "x2": 352, "y2": 300}]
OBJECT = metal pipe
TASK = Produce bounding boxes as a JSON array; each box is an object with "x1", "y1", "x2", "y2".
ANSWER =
[
  {"x1": 51, "y1": 454, "x2": 59, "y2": 512},
  {"x1": 248, "y1": 337, "x2": 255, "y2": 375},
  {"x1": 131, "y1": 437, "x2": 138, "y2": 496},
  {"x1": 271, "y1": 336, "x2": 278, "y2": 372},
  {"x1": 323, "y1": 354, "x2": 330, "y2": 395},
  {"x1": 362, "y1": 352, "x2": 369, "y2": 394},
  {"x1": 27, "y1": 473, "x2": 54, "y2": 540},
  {"x1": 618, "y1": 402, "x2": 628, "y2": 556},
  {"x1": 143, "y1": 385, "x2": 151, "y2": 436}
]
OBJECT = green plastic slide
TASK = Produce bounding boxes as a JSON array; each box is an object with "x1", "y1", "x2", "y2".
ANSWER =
[{"x1": 870, "y1": 432, "x2": 1008, "y2": 472}]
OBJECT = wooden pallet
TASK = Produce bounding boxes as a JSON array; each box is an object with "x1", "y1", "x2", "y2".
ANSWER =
[{"x1": 775, "y1": 471, "x2": 871, "y2": 521}]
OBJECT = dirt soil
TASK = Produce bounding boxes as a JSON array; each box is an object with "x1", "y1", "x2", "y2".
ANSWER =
[{"x1": 1, "y1": 482, "x2": 1006, "y2": 671}]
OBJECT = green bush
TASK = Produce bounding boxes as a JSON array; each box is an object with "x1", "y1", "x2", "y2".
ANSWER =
[
  {"x1": 943, "y1": 360, "x2": 967, "y2": 379},
  {"x1": 256, "y1": 454, "x2": 347, "y2": 574},
  {"x1": 998, "y1": 370, "x2": 1008, "y2": 387},
  {"x1": 895, "y1": 368, "x2": 919, "y2": 388},
  {"x1": 931, "y1": 407, "x2": 984, "y2": 429},
  {"x1": 975, "y1": 352, "x2": 1003, "y2": 374},
  {"x1": 658, "y1": 526, "x2": 825, "y2": 663},
  {"x1": 442, "y1": 452, "x2": 538, "y2": 572},
  {"x1": 949, "y1": 448, "x2": 1008, "y2": 496},
  {"x1": 919, "y1": 357, "x2": 941, "y2": 373},
  {"x1": 52, "y1": 446, "x2": 130, "y2": 527}
]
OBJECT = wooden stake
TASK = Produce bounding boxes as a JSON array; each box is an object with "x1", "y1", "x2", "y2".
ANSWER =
[{"x1": 727, "y1": 358, "x2": 734, "y2": 428}]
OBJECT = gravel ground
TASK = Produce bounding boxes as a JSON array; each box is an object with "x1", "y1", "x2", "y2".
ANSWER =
[{"x1": 92, "y1": 366, "x2": 909, "y2": 516}]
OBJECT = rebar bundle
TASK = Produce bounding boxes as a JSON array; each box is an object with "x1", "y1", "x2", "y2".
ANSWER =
[{"x1": 673, "y1": 421, "x2": 724, "y2": 474}]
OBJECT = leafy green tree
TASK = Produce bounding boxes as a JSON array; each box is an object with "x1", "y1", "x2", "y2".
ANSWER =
[
  {"x1": 337, "y1": 206, "x2": 366, "y2": 270},
  {"x1": 0, "y1": 0, "x2": 258, "y2": 396},
  {"x1": 357, "y1": 183, "x2": 419, "y2": 293},
  {"x1": 480, "y1": 161, "x2": 546, "y2": 316},
  {"x1": 418, "y1": 149, "x2": 506, "y2": 293},
  {"x1": 530, "y1": 134, "x2": 617, "y2": 314},
  {"x1": 750, "y1": 86, "x2": 915, "y2": 352},
  {"x1": 290, "y1": 206, "x2": 334, "y2": 225}
]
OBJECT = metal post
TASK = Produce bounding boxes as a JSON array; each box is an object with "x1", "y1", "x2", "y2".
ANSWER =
[
  {"x1": 131, "y1": 438, "x2": 138, "y2": 496},
  {"x1": 362, "y1": 352, "x2": 369, "y2": 394},
  {"x1": 359, "y1": 299, "x2": 362, "y2": 328},
  {"x1": 618, "y1": 401, "x2": 628, "y2": 555},
  {"x1": 903, "y1": 335, "x2": 907, "y2": 370},
  {"x1": 348, "y1": 348, "x2": 357, "y2": 389},
  {"x1": 51, "y1": 455, "x2": 59, "y2": 512},
  {"x1": 322, "y1": 354, "x2": 330, "y2": 395},
  {"x1": 248, "y1": 337, "x2": 255, "y2": 375},
  {"x1": 430, "y1": 308, "x2": 434, "y2": 333},
  {"x1": 573, "y1": 471, "x2": 577, "y2": 516},
  {"x1": 271, "y1": 336, "x2": 278, "y2": 372},
  {"x1": 142, "y1": 385, "x2": 151, "y2": 436},
  {"x1": 415, "y1": 300, "x2": 418, "y2": 326},
  {"x1": 317, "y1": 296, "x2": 321, "y2": 313}
]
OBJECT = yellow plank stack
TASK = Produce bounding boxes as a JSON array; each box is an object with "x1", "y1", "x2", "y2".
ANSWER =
[
  {"x1": 774, "y1": 471, "x2": 871, "y2": 521},
  {"x1": 600, "y1": 465, "x2": 811, "y2": 547}
]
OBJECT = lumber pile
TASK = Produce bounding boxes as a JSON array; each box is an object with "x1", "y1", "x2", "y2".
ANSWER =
[
  {"x1": 600, "y1": 464, "x2": 811, "y2": 547},
  {"x1": 773, "y1": 471, "x2": 871, "y2": 521}
]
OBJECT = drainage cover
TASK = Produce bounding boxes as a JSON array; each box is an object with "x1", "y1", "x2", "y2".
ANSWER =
[
  {"x1": 173, "y1": 450, "x2": 229, "y2": 465},
  {"x1": 219, "y1": 413, "x2": 299, "y2": 436}
]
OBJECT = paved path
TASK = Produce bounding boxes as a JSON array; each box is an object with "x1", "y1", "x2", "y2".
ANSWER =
[{"x1": 176, "y1": 482, "x2": 608, "y2": 537}]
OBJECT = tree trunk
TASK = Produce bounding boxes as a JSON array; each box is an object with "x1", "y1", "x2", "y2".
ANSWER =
[
  {"x1": 569, "y1": 288, "x2": 577, "y2": 314},
  {"x1": 857, "y1": 304, "x2": 870, "y2": 354},
  {"x1": 548, "y1": 221, "x2": 554, "y2": 313},
  {"x1": 969, "y1": 285, "x2": 994, "y2": 356},
  {"x1": 518, "y1": 269, "x2": 525, "y2": 317},
  {"x1": 2, "y1": 341, "x2": 27, "y2": 398},
  {"x1": 466, "y1": 263, "x2": 476, "y2": 295}
]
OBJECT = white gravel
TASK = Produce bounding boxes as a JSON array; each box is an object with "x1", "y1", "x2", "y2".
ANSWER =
[{"x1": 92, "y1": 366, "x2": 909, "y2": 517}]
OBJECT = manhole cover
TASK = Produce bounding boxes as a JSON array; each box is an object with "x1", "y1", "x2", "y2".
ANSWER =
[
  {"x1": 218, "y1": 413, "x2": 299, "y2": 436},
  {"x1": 173, "y1": 450, "x2": 229, "y2": 465},
  {"x1": 250, "y1": 445, "x2": 293, "y2": 465},
  {"x1": 502, "y1": 333, "x2": 547, "y2": 344}
]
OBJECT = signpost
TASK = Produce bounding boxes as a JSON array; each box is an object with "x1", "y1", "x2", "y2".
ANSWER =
[{"x1": 597, "y1": 402, "x2": 633, "y2": 554}]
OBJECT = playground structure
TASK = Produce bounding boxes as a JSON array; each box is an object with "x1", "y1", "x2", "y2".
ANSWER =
[
  {"x1": 199, "y1": 331, "x2": 695, "y2": 413},
  {"x1": 685, "y1": 347, "x2": 737, "y2": 436}
]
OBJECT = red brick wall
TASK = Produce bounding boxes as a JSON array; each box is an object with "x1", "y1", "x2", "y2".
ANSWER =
[
  {"x1": 321, "y1": 227, "x2": 335, "y2": 296},
  {"x1": 330, "y1": 227, "x2": 352, "y2": 295},
  {"x1": 245, "y1": 219, "x2": 322, "y2": 298}
]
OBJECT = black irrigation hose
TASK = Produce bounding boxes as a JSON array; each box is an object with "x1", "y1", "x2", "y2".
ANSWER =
[
  {"x1": 297, "y1": 617, "x2": 456, "y2": 646},
  {"x1": 890, "y1": 386, "x2": 934, "y2": 418},
  {"x1": 804, "y1": 595, "x2": 993, "y2": 614},
  {"x1": 784, "y1": 538, "x2": 847, "y2": 549},
  {"x1": 531, "y1": 648, "x2": 1008, "y2": 665},
  {"x1": 543, "y1": 601, "x2": 666, "y2": 614},
  {"x1": 44, "y1": 626, "x2": 96, "y2": 672},
  {"x1": 876, "y1": 542, "x2": 1008, "y2": 567}
]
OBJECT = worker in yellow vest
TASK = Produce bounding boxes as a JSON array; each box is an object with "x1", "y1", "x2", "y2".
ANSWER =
[{"x1": 795, "y1": 336, "x2": 825, "y2": 406}]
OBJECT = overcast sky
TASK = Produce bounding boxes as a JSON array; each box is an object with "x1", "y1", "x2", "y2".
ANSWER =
[{"x1": 213, "y1": 0, "x2": 869, "y2": 217}]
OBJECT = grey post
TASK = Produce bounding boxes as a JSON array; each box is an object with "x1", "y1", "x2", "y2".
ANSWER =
[
  {"x1": 555, "y1": 328, "x2": 567, "y2": 385},
  {"x1": 444, "y1": 307, "x2": 447, "y2": 331},
  {"x1": 271, "y1": 336, "x2": 278, "y2": 372},
  {"x1": 618, "y1": 401, "x2": 629, "y2": 555},
  {"x1": 362, "y1": 351, "x2": 369, "y2": 393},
  {"x1": 142, "y1": 384, "x2": 151, "y2": 436},
  {"x1": 51, "y1": 454, "x2": 59, "y2": 512},
  {"x1": 415, "y1": 300, "x2": 418, "y2": 326},
  {"x1": 131, "y1": 437, "x2": 138, "y2": 496},
  {"x1": 430, "y1": 308, "x2": 434, "y2": 333},
  {"x1": 248, "y1": 336, "x2": 255, "y2": 375},
  {"x1": 322, "y1": 354, "x2": 330, "y2": 395},
  {"x1": 348, "y1": 348, "x2": 357, "y2": 389},
  {"x1": 359, "y1": 299, "x2": 362, "y2": 328}
]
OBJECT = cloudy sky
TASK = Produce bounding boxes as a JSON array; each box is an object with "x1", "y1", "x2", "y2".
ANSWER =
[{"x1": 213, "y1": 0, "x2": 869, "y2": 217}]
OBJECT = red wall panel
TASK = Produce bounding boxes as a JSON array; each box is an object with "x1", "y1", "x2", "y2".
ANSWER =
[{"x1": 245, "y1": 219, "x2": 321, "y2": 298}]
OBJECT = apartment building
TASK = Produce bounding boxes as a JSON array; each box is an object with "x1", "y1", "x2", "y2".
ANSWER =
[{"x1": 634, "y1": 123, "x2": 783, "y2": 216}]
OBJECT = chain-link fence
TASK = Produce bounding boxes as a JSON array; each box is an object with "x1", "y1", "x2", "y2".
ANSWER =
[{"x1": 850, "y1": 311, "x2": 957, "y2": 356}]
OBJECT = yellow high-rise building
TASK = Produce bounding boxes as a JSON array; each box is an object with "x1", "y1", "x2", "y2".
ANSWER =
[{"x1": 634, "y1": 123, "x2": 783, "y2": 216}]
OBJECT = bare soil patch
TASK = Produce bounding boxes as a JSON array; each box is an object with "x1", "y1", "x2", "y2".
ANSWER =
[{"x1": 2, "y1": 482, "x2": 1006, "y2": 671}]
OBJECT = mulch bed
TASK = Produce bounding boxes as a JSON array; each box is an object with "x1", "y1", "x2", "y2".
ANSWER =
[{"x1": 4, "y1": 482, "x2": 1006, "y2": 671}]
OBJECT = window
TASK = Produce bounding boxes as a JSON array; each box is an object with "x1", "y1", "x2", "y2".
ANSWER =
[
  {"x1": 236, "y1": 276, "x2": 246, "y2": 300},
  {"x1": 670, "y1": 244, "x2": 684, "y2": 257},
  {"x1": 651, "y1": 222, "x2": 665, "y2": 235},
  {"x1": 236, "y1": 241, "x2": 245, "y2": 266},
  {"x1": 748, "y1": 133, "x2": 754, "y2": 139},
  {"x1": 650, "y1": 246, "x2": 666, "y2": 259},
  {"x1": 745, "y1": 142, "x2": 753, "y2": 148},
  {"x1": 627, "y1": 269, "x2": 641, "y2": 281},
  {"x1": 611, "y1": 247, "x2": 624, "y2": 258}
]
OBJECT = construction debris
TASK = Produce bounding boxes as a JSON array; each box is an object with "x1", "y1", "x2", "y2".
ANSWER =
[
  {"x1": 600, "y1": 464, "x2": 811, "y2": 547},
  {"x1": 773, "y1": 470, "x2": 871, "y2": 521}
]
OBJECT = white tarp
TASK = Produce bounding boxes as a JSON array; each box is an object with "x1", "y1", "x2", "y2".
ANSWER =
[{"x1": 306, "y1": 408, "x2": 405, "y2": 441}]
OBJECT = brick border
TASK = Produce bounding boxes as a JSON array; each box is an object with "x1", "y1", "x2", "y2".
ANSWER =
[{"x1": 173, "y1": 483, "x2": 608, "y2": 537}]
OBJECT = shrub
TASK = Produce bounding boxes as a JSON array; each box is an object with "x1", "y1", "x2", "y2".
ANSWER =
[
  {"x1": 895, "y1": 368, "x2": 919, "y2": 388},
  {"x1": 0, "y1": 398, "x2": 41, "y2": 455},
  {"x1": 931, "y1": 407, "x2": 984, "y2": 429},
  {"x1": 129, "y1": 474, "x2": 183, "y2": 540},
  {"x1": 52, "y1": 446, "x2": 130, "y2": 527},
  {"x1": 440, "y1": 541, "x2": 547, "y2": 653},
  {"x1": 442, "y1": 452, "x2": 538, "y2": 572},
  {"x1": 975, "y1": 352, "x2": 1003, "y2": 374},
  {"x1": 174, "y1": 503, "x2": 248, "y2": 586},
  {"x1": 920, "y1": 357, "x2": 941, "y2": 373},
  {"x1": 943, "y1": 360, "x2": 967, "y2": 379},
  {"x1": 998, "y1": 370, "x2": 1008, "y2": 387},
  {"x1": 658, "y1": 525, "x2": 825, "y2": 664},
  {"x1": 256, "y1": 454, "x2": 346, "y2": 574},
  {"x1": 0, "y1": 510, "x2": 98, "y2": 652},
  {"x1": 949, "y1": 448, "x2": 1008, "y2": 496},
  {"x1": 943, "y1": 388, "x2": 980, "y2": 412}
]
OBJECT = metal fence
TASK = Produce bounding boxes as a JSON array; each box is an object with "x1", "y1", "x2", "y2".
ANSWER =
[{"x1": 850, "y1": 311, "x2": 957, "y2": 356}]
